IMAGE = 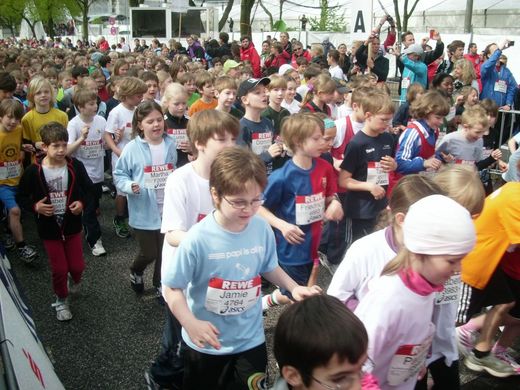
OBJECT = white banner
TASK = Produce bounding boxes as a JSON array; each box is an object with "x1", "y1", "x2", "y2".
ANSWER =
[
  {"x1": 171, "y1": 0, "x2": 189, "y2": 13},
  {"x1": 350, "y1": 0, "x2": 374, "y2": 42}
]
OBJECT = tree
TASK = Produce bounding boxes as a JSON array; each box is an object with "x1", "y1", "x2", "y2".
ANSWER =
[
  {"x1": 218, "y1": 0, "x2": 234, "y2": 31},
  {"x1": 308, "y1": 1, "x2": 346, "y2": 32},
  {"x1": 258, "y1": 0, "x2": 274, "y2": 31},
  {"x1": 34, "y1": 0, "x2": 79, "y2": 39},
  {"x1": 0, "y1": 0, "x2": 24, "y2": 36},
  {"x1": 392, "y1": 0, "x2": 420, "y2": 35},
  {"x1": 72, "y1": 0, "x2": 100, "y2": 42},
  {"x1": 240, "y1": 0, "x2": 255, "y2": 37}
]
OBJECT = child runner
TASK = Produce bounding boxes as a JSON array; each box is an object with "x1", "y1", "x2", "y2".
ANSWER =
[
  {"x1": 272, "y1": 295, "x2": 373, "y2": 390},
  {"x1": 104, "y1": 76, "x2": 147, "y2": 238},
  {"x1": 113, "y1": 101, "x2": 177, "y2": 295},
  {"x1": 141, "y1": 72, "x2": 160, "y2": 104},
  {"x1": 66, "y1": 89, "x2": 107, "y2": 256},
  {"x1": 300, "y1": 73, "x2": 335, "y2": 115},
  {"x1": 19, "y1": 122, "x2": 92, "y2": 321},
  {"x1": 261, "y1": 75, "x2": 291, "y2": 139},
  {"x1": 187, "y1": 71, "x2": 217, "y2": 116},
  {"x1": 22, "y1": 77, "x2": 68, "y2": 162},
  {"x1": 281, "y1": 75, "x2": 300, "y2": 114},
  {"x1": 146, "y1": 110, "x2": 239, "y2": 389},
  {"x1": 177, "y1": 73, "x2": 199, "y2": 108},
  {"x1": 161, "y1": 83, "x2": 191, "y2": 168},
  {"x1": 338, "y1": 89, "x2": 397, "y2": 245},
  {"x1": 162, "y1": 146, "x2": 320, "y2": 389},
  {"x1": 259, "y1": 113, "x2": 343, "y2": 308},
  {"x1": 214, "y1": 76, "x2": 242, "y2": 119},
  {"x1": 355, "y1": 195, "x2": 476, "y2": 389},
  {"x1": 0, "y1": 100, "x2": 37, "y2": 261}
]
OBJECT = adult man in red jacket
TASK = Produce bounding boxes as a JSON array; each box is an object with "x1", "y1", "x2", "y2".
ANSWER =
[{"x1": 240, "y1": 36, "x2": 261, "y2": 77}]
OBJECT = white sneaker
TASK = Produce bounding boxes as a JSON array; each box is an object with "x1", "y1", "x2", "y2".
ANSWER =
[
  {"x1": 493, "y1": 346, "x2": 520, "y2": 374},
  {"x1": 52, "y1": 298, "x2": 72, "y2": 321},
  {"x1": 91, "y1": 239, "x2": 107, "y2": 256}
]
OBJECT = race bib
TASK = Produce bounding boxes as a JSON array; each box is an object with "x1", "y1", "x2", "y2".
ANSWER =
[
  {"x1": 494, "y1": 80, "x2": 507, "y2": 94},
  {"x1": 143, "y1": 163, "x2": 174, "y2": 190},
  {"x1": 435, "y1": 275, "x2": 461, "y2": 306},
  {"x1": 49, "y1": 190, "x2": 67, "y2": 215},
  {"x1": 123, "y1": 122, "x2": 132, "y2": 142},
  {"x1": 455, "y1": 159, "x2": 475, "y2": 166},
  {"x1": 251, "y1": 132, "x2": 272, "y2": 155},
  {"x1": 295, "y1": 192, "x2": 325, "y2": 225},
  {"x1": 401, "y1": 77, "x2": 411, "y2": 89},
  {"x1": 167, "y1": 128, "x2": 188, "y2": 147},
  {"x1": 0, "y1": 161, "x2": 22, "y2": 180},
  {"x1": 205, "y1": 276, "x2": 261, "y2": 316},
  {"x1": 80, "y1": 139, "x2": 104, "y2": 159},
  {"x1": 366, "y1": 162, "x2": 389, "y2": 186},
  {"x1": 387, "y1": 334, "x2": 433, "y2": 386}
]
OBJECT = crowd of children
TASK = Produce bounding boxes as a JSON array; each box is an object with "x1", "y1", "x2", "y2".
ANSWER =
[{"x1": 1, "y1": 30, "x2": 520, "y2": 390}]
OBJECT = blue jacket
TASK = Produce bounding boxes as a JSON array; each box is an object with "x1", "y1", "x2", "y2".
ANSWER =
[
  {"x1": 400, "y1": 55, "x2": 427, "y2": 102},
  {"x1": 114, "y1": 135, "x2": 177, "y2": 230},
  {"x1": 395, "y1": 120, "x2": 437, "y2": 174},
  {"x1": 480, "y1": 49, "x2": 517, "y2": 107}
]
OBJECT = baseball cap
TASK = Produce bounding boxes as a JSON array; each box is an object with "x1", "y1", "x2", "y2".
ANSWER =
[
  {"x1": 223, "y1": 59, "x2": 241, "y2": 74},
  {"x1": 403, "y1": 44, "x2": 424, "y2": 56},
  {"x1": 238, "y1": 77, "x2": 271, "y2": 98}
]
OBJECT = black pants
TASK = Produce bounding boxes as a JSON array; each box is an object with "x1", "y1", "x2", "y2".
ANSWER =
[
  {"x1": 183, "y1": 343, "x2": 267, "y2": 390},
  {"x1": 149, "y1": 306, "x2": 185, "y2": 388},
  {"x1": 82, "y1": 182, "x2": 102, "y2": 247},
  {"x1": 131, "y1": 229, "x2": 164, "y2": 287},
  {"x1": 319, "y1": 192, "x2": 348, "y2": 265},
  {"x1": 347, "y1": 217, "x2": 377, "y2": 249},
  {"x1": 414, "y1": 358, "x2": 459, "y2": 390}
]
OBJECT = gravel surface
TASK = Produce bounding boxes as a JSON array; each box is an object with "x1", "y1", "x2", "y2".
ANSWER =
[{"x1": 8, "y1": 193, "x2": 520, "y2": 389}]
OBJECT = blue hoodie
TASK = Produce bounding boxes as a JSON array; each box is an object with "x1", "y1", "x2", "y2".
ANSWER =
[
  {"x1": 480, "y1": 48, "x2": 517, "y2": 107},
  {"x1": 114, "y1": 135, "x2": 177, "y2": 230}
]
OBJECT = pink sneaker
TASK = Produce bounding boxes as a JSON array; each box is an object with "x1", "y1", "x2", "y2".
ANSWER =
[
  {"x1": 493, "y1": 346, "x2": 520, "y2": 374},
  {"x1": 456, "y1": 326, "x2": 479, "y2": 358}
]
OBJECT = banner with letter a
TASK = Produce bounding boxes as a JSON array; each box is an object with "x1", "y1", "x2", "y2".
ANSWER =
[{"x1": 350, "y1": 0, "x2": 373, "y2": 42}]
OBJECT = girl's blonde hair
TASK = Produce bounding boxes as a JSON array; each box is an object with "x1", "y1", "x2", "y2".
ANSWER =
[
  {"x1": 433, "y1": 165, "x2": 485, "y2": 216},
  {"x1": 281, "y1": 112, "x2": 324, "y2": 153},
  {"x1": 161, "y1": 82, "x2": 188, "y2": 113},
  {"x1": 27, "y1": 76, "x2": 56, "y2": 108},
  {"x1": 310, "y1": 43, "x2": 324, "y2": 56},
  {"x1": 454, "y1": 59, "x2": 476, "y2": 86},
  {"x1": 301, "y1": 73, "x2": 336, "y2": 107},
  {"x1": 118, "y1": 76, "x2": 148, "y2": 101}
]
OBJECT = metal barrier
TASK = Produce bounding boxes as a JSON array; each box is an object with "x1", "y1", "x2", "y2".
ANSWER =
[{"x1": 498, "y1": 108, "x2": 519, "y2": 149}]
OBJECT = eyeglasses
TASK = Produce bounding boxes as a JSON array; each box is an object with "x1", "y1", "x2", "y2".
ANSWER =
[
  {"x1": 223, "y1": 196, "x2": 264, "y2": 210},
  {"x1": 311, "y1": 373, "x2": 362, "y2": 390}
]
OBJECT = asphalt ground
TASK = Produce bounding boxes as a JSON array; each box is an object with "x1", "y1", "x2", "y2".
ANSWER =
[{"x1": 7, "y1": 192, "x2": 520, "y2": 389}]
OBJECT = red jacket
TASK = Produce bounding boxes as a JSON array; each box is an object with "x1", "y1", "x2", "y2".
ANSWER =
[
  {"x1": 99, "y1": 40, "x2": 110, "y2": 52},
  {"x1": 240, "y1": 43, "x2": 261, "y2": 78},
  {"x1": 464, "y1": 53, "x2": 482, "y2": 92},
  {"x1": 291, "y1": 49, "x2": 312, "y2": 68},
  {"x1": 264, "y1": 51, "x2": 291, "y2": 69}
]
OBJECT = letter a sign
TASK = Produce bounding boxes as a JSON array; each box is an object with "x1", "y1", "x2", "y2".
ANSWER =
[{"x1": 350, "y1": 0, "x2": 373, "y2": 41}]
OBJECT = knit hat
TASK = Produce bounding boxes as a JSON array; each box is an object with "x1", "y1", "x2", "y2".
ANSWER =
[
  {"x1": 403, "y1": 195, "x2": 476, "y2": 255},
  {"x1": 278, "y1": 64, "x2": 294, "y2": 76},
  {"x1": 403, "y1": 44, "x2": 424, "y2": 56}
]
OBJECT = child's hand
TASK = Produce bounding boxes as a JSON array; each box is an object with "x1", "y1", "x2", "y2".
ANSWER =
[
  {"x1": 22, "y1": 143, "x2": 36, "y2": 153},
  {"x1": 370, "y1": 184, "x2": 386, "y2": 200},
  {"x1": 455, "y1": 95, "x2": 465, "y2": 105},
  {"x1": 69, "y1": 201, "x2": 83, "y2": 215},
  {"x1": 491, "y1": 149, "x2": 502, "y2": 160},
  {"x1": 380, "y1": 156, "x2": 397, "y2": 172},
  {"x1": 291, "y1": 285, "x2": 322, "y2": 301},
  {"x1": 184, "y1": 318, "x2": 221, "y2": 350},
  {"x1": 35, "y1": 197, "x2": 54, "y2": 216},
  {"x1": 81, "y1": 126, "x2": 89, "y2": 140},
  {"x1": 178, "y1": 140, "x2": 192, "y2": 153},
  {"x1": 267, "y1": 142, "x2": 283, "y2": 158},
  {"x1": 131, "y1": 183, "x2": 140, "y2": 194},
  {"x1": 423, "y1": 156, "x2": 442, "y2": 170},
  {"x1": 325, "y1": 199, "x2": 344, "y2": 221},
  {"x1": 35, "y1": 141, "x2": 44, "y2": 150},
  {"x1": 440, "y1": 152, "x2": 455, "y2": 163},
  {"x1": 498, "y1": 160, "x2": 508, "y2": 172},
  {"x1": 280, "y1": 222, "x2": 305, "y2": 245},
  {"x1": 114, "y1": 127, "x2": 124, "y2": 143}
]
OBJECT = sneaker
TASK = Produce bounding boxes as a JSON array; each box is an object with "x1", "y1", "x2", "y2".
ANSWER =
[
  {"x1": 18, "y1": 245, "x2": 38, "y2": 263},
  {"x1": 144, "y1": 369, "x2": 179, "y2": 390},
  {"x1": 456, "y1": 326, "x2": 479, "y2": 358},
  {"x1": 102, "y1": 184, "x2": 110, "y2": 193},
  {"x1": 113, "y1": 217, "x2": 130, "y2": 238},
  {"x1": 465, "y1": 351, "x2": 515, "y2": 378},
  {"x1": 318, "y1": 251, "x2": 338, "y2": 276},
  {"x1": 91, "y1": 239, "x2": 107, "y2": 256},
  {"x1": 68, "y1": 275, "x2": 81, "y2": 295},
  {"x1": 52, "y1": 298, "x2": 72, "y2": 321},
  {"x1": 2, "y1": 234, "x2": 15, "y2": 251},
  {"x1": 493, "y1": 347, "x2": 520, "y2": 374},
  {"x1": 130, "y1": 272, "x2": 144, "y2": 293}
]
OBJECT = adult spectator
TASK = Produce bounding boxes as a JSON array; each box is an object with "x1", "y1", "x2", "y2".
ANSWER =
[
  {"x1": 264, "y1": 42, "x2": 291, "y2": 73},
  {"x1": 186, "y1": 34, "x2": 205, "y2": 62},
  {"x1": 310, "y1": 43, "x2": 327, "y2": 69},
  {"x1": 290, "y1": 41, "x2": 312, "y2": 68},
  {"x1": 97, "y1": 36, "x2": 110, "y2": 52},
  {"x1": 397, "y1": 30, "x2": 444, "y2": 78},
  {"x1": 119, "y1": 37, "x2": 130, "y2": 52},
  {"x1": 133, "y1": 38, "x2": 143, "y2": 52},
  {"x1": 464, "y1": 42, "x2": 482, "y2": 91},
  {"x1": 279, "y1": 32, "x2": 292, "y2": 57},
  {"x1": 452, "y1": 58, "x2": 479, "y2": 95},
  {"x1": 337, "y1": 43, "x2": 351, "y2": 75},
  {"x1": 321, "y1": 36, "x2": 335, "y2": 57},
  {"x1": 205, "y1": 32, "x2": 232, "y2": 58},
  {"x1": 355, "y1": 35, "x2": 389, "y2": 82},
  {"x1": 436, "y1": 40, "x2": 465, "y2": 75},
  {"x1": 240, "y1": 35, "x2": 261, "y2": 77},
  {"x1": 151, "y1": 39, "x2": 161, "y2": 56}
]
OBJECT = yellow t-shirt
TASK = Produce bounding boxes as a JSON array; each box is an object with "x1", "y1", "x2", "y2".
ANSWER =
[
  {"x1": 0, "y1": 125, "x2": 23, "y2": 186},
  {"x1": 461, "y1": 182, "x2": 520, "y2": 289},
  {"x1": 21, "y1": 108, "x2": 68, "y2": 144},
  {"x1": 187, "y1": 98, "x2": 217, "y2": 117}
]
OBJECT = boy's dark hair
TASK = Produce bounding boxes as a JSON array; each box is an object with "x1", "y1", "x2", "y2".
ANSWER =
[
  {"x1": 296, "y1": 56, "x2": 309, "y2": 67},
  {"x1": 240, "y1": 35, "x2": 251, "y2": 42},
  {"x1": 274, "y1": 295, "x2": 368, "y2": 386},
  {"x1": 401, "y1": 31, "x2": 414, "y2": 43},
  {"x1": 219, "y1": 32, "x2": 229, "y2": 43},
  {"x1": 480, "y1": 98, "x2": 499, "y2": 118},
  {"x1": 140, "y1": 71, "x2": 159, "y2": 84},
  {"x1": 99, "y1": 55, "x2": 112, "y2": 68},
  {"x1": 40, "y1": 122, "x2": 68, "y2": 145},
  {"x1": 0, "y1": 99, "x2": 24, "y2": 120},
  {"x1": 0, "y1": 72, "x2": 17, "y2": 92},
  {"x1": 71, "y1": 66, "x2": 89, "y2": 80},
  {"x1": 448, "y1": 40, "x2": 465, "y2": 54},
  {"x1": 303, "y1": 64, "x2": 321, "y2": 80}
]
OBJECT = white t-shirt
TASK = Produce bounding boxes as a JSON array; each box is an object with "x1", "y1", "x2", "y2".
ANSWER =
[
  {"x1": 149, "y1": 141, "x2": 167, "y2": 212},
  {"x1": 329, "y1": 65, "x2": 346, "y2": 80},
  {"x1": 281, "y1": 99, "x2": 301, "y2": 114},
  {"x1": 328, "y1": 228, "x2": 396, "y2": 310},
  {"x1": 355, "y1": 275, "x2": 436, "y2": 390},
  {"x1": 106, "y1": 103, "x2": 135, "y2": 168},
  {"x1": 296, "y1": 84, "x2": 309, "y2": 101},
  {"x1": 67, "y1": 115, "x2": 106, "y2": 184},
  {"x1": 332, "y1": 114, "x2": 364, "y2": 149},
  {"x1": 42, "y1": 164, "x2": 68, "y2": 225},
  {"x1": 160, "y1": 163, "x2": 214, "y2": 289},
  {"x1": 336, "y1": 104, "x2": 353, "y2": 120}
]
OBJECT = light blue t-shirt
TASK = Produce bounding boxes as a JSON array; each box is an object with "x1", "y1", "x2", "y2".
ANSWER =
[{"x1": 162, "y1": 212, "x2": 279, "y2": 355}]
